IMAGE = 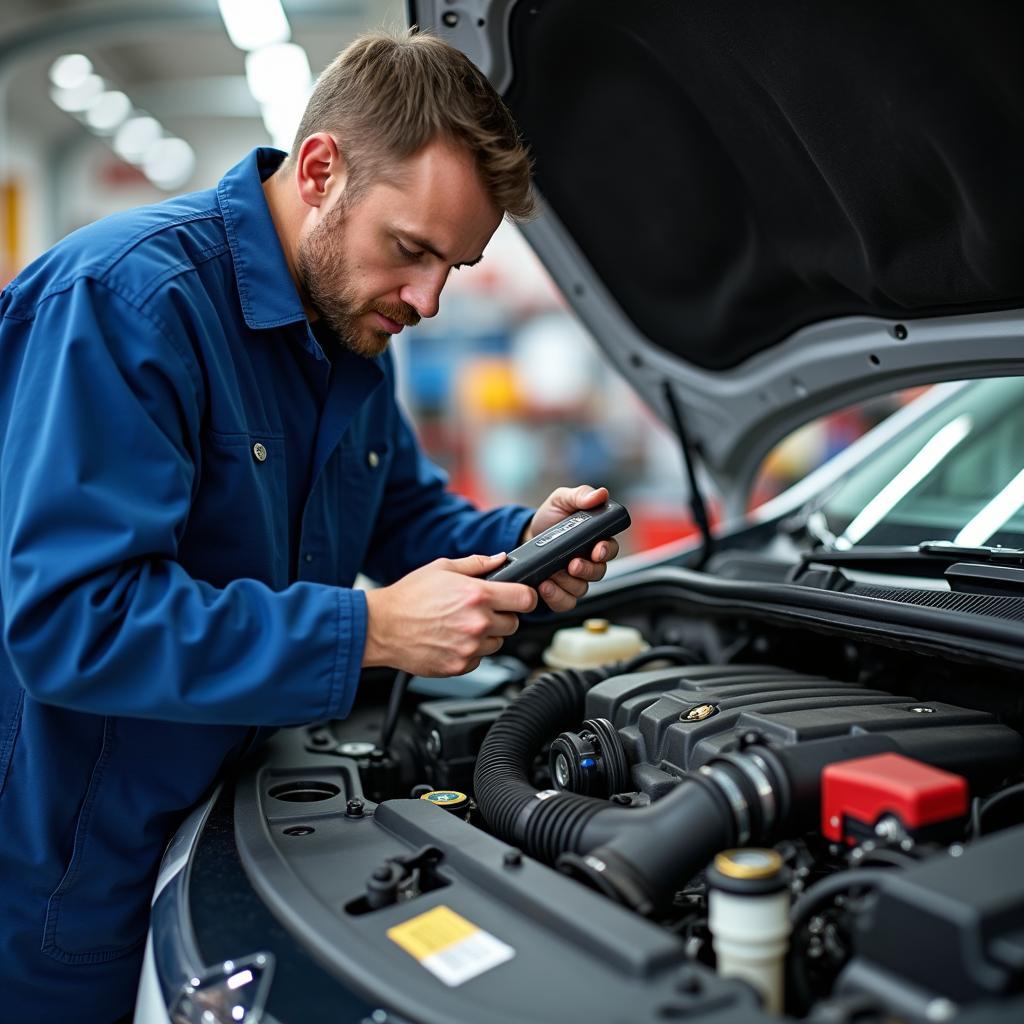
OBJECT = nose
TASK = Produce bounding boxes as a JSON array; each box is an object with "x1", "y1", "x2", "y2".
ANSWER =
[{"x1": 399, "y1": 265, "x2": 449, "y2": 320}]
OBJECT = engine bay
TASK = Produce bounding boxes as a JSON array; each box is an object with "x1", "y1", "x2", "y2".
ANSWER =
[{"x1": 232, "y1": 570, "x2": 1024, "y2": 1023}]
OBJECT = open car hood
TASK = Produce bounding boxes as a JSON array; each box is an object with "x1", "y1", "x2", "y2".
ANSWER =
[{"x1": 410, "y1": 0, "x2": 1024, "y2": 503}]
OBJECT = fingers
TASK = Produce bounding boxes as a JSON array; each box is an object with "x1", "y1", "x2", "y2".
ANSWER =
[
  {"x1": 548, "y1": 484, "x2": 608, "y2": 515},
  {"x1": 487, "y1": 610, "x2": 520, "y2": 638},
  {"x1": 538, "y1": 578, "x2": 582, "y2": 613},
  {"x1": 482, "y1": 580, "x2": 538, "y2": 613},
  {"x1": 481, "y1": 635, "x2": 505, "y2": 658},
  {"x1": 565, "y1": 557, "x2": 608, "y2": 583},
  {"x1": 589, "y1": 537, "x2": 620, "y2": 563},
  {"x1": 557, "y1": 537, "x2": 619, "y2": 585},
  {"x1": 549, "y1": 569, "x2": 590, "y2": 598},
  {"x1": 462, "y1": 633, "x2": 507, "y2": 672},
  {"x1": 526, "y1": 484, "x2": 613, "y2": 543},
  {"x1": 575, "y1": 484, "x2": 609, "y2": 508},
  {"x1": 446, "y1": 551, "x2": 508, "y2": 576}
]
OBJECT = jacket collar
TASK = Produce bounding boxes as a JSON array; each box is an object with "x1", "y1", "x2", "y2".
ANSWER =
[{"x1": 217, "y1": 148, "x2": 307, "y2": 330}]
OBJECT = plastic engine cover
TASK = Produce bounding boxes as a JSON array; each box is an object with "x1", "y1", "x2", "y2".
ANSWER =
[{"x1": 582, "y1": 665, "x2": 1016, "y2": 796}]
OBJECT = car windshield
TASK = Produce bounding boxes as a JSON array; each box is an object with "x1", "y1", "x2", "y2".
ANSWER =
[{"x1": 818, "y1": 376, "x2": 1024, "y2": 549}]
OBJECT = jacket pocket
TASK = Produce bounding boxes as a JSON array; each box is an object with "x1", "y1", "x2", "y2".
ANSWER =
[
  {"x1": 302, "y1": 438, "x2": 393, "y2": 585},
  {"x1": 42, "y1": 717, "x2": 145, "y2": 963},
  {"x1": 177, "y1": 430, "x2": 289, "y2": 590}
]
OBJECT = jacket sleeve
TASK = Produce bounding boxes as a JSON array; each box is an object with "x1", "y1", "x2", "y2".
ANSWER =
[
  {"x1": 0, "y1": 278, "x2": 364, "y2": 726},
  {"x1": 360, "y1": 366, "x2": 535, "y2": 584}
]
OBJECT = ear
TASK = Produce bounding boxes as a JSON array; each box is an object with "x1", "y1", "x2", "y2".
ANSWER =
[{"x1": 293, "y1": 133, "x2": 349, "y2": 209}]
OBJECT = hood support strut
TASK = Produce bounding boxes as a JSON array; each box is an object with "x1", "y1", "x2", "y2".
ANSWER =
[{"x1": 663, "y1": 381, "x2": 714, "y2": 568}]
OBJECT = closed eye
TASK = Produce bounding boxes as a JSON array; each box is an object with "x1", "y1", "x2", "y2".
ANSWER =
[{"x1": 396, "y1": 240, "x2": 423, "y2": 261}]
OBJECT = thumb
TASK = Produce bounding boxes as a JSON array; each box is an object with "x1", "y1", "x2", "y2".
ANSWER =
[
  {"x1": 446, "y1": 551, "x2": 508, "y2": 577},
  {"x1": 573, "y1": 484, "x2": 608, "y2": 509}
]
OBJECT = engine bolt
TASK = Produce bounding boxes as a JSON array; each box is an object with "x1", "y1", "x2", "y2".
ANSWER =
[
  {"x1": 346, "y1": 798, "x2": 364, "y2": 818},
  {"x1": 682, "y1": 704, "x2": 716, "y2": 722},
  {"x1": 339, "y1": 741, "x2": 376, "y2": 758},
  {"x1": 503, "y1": 849, "x2": 523, "y2": 867},
  {"x1": 739, "y1": 730, "x2": 763, "y2": 750},
  {"x1": 909, "y1": 706, "x2": 935, "y2": 714},
  {"x1": 874, "y1": 815, "x2": 903, "y2": 841}
]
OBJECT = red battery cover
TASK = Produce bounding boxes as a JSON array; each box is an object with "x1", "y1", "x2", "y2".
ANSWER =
[{"x1": 821, "y1": 752, "x2": 968, "y2": 844}]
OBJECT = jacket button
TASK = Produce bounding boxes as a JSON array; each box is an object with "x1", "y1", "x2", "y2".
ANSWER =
[
  {"x1": 367, "y1": 450, "x2": 380, "y2": 469},
  {"x1": 252, "y1": 442, "x2": 267, "y2": 463}
]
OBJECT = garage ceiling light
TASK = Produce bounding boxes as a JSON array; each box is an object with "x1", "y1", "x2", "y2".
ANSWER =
[
  {"x1": 113, "y1": 115, "x2": 163, "y2": 163},
  {"x1": 48, "y1": 51, "x2": 195, "y2": 193},
  {"x1": 261, "y1": 93, "x2": 310, "y2": 152},
  {"x1": 218, "y1": 0, "x2": 291, "y2": 52},
  {"x1": 245, "y1": 42, "x2": 311, "y2": 105},
  {"x1": 85, "y1": 90, "x2": 132, "y2": 134},
  {"x1": 143, "y1": 137, "x2": 197, "y2": 191},
  {"x1": 49, "y1": 53, "x2": 93, "y2": 90},
  {"x1": 51, "y1": 72, "x2": 104, "y2": 113}
]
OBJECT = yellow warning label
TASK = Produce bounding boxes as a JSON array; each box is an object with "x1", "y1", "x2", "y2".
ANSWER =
[{"x1": 387, "y1": 905, "x2": 479, "y2": 961}]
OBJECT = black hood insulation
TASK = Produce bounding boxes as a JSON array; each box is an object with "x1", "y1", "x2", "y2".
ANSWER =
[{"x1": 504, "y1": 1, "x2": 1024, "y2": 370}]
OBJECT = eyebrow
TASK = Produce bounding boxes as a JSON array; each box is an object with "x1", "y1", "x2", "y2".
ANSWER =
[{"x1": 401, "y1": 232, "x2": 484, "y2": 269}]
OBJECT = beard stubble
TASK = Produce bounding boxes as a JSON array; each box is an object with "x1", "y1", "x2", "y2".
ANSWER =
[{"x1": 295, "y1": 198, "x2": 420, "y2": 359}]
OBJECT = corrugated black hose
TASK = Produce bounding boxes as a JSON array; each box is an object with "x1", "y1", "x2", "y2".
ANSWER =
[{"x1": 472, "y1": 648, "x2": 742, "y2": 914}]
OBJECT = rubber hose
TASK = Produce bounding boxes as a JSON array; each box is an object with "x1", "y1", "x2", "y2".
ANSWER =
[
  {"x1": 473, "y1": 663, "x2": 621, "y2": 863},
  {"x1": 472, "y1": 652, "x2": 693, "y2": 843},
  {"x1": 473, "y1": 657, "x2": 737, "y2": 896},
  {"x1": 562, "y1": 778, "x2": 737, "y2": 913}
]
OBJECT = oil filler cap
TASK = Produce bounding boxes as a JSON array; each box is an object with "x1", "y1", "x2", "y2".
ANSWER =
[{"x1": 420, "y1": 790, "x2": 470, "y2": 814}]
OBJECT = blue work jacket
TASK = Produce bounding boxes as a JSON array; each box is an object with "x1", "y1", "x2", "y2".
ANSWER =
[{"x1": 0, "y1": 148, "x2": 532, "y2": 1021}]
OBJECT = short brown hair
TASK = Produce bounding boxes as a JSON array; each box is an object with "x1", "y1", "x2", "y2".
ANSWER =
[{"x1": 288, "y1": 28, "x2": 536, "y2": 221}]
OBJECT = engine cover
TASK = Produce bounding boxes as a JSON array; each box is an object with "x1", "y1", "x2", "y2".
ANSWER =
[{"x1": 583, "y1": 665, "x2": 1019, "y2": 796}]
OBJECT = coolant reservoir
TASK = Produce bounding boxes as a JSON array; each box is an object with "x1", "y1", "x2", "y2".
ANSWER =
[{"x1": 542, "y1": 618, "x2": 647, "y2": 669}]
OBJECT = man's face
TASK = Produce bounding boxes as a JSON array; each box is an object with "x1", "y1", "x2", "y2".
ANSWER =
[{"x1": 295, "y1": 139, "x2": 502, "y2": 358}]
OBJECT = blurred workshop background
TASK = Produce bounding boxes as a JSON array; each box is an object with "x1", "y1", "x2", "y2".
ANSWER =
[{"x1": 0, "y1": 0, "x2": 916, "y2": 556}]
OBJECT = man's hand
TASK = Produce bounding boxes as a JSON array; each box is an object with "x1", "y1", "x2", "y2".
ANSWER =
[
  {"x1": 363, "y1": 553, "x2": 537, "y2": 677},
  {"x1": 524, "y1": 484, "x2": 621, "y2": 613}
]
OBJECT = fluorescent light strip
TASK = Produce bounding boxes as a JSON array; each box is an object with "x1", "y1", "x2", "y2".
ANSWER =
[
  {"x1": 954, "y1": 465, "x2": 1024, "y2": 546},
  {"x1": 113, "y1": 116, "x2": 162, "y2": 162},
  {"x1": 50, "y1": 73, "x2": 104, "y2": 113},
  {"x1": 48, "y1": 53, "x2": 194, "y2": 192},
  {"x1": 85, "y1": 90, "x2": 131, "y2": 133},
  {"x1": 218, "y1": 0, "x2": 290, "y2": 51},
  {"x1": 835, "y1": 414, "x2": 973, "y2": 549},
  {"x1": 246, "y1": 43, "x2": 311, "y2": 104},
  {"x1": 143, "y1": 138, "x2": 196, "y2": 190},
  {"x1": 49, "y1": 53, "x2": 93, "y2": 90}
]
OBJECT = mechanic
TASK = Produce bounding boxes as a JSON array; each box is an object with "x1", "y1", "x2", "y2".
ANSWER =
[{"x1": 0, "y1": 29, "x2": 619, "y2": 1022}]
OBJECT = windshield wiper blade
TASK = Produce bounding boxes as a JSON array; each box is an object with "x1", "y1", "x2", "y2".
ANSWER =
[{"x1": 798, "y1": 542, "x2": 1024, "y2": 579}]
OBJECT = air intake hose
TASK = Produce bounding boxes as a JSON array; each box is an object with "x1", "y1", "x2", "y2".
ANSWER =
[{"x1": 473, "y1": 651, "x2": 762, "y2": 914}]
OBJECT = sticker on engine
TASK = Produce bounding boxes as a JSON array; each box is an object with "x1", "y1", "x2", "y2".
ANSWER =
[{"x1": 386, "y1": 905, "x2": 515, "y2": 987}]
